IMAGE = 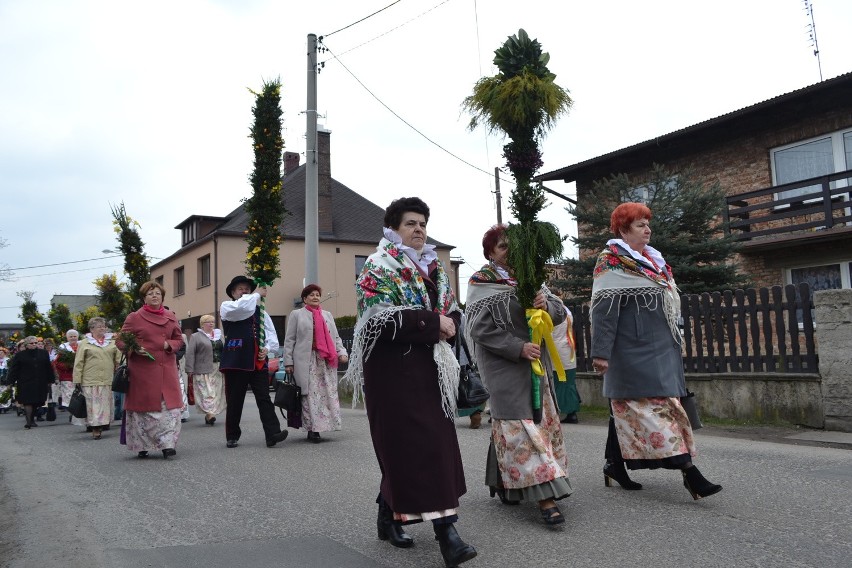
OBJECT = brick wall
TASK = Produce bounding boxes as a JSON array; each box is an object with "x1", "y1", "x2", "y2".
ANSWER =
[{"x1": 575, "y1": 107, "x2": 852, "y2": 287}]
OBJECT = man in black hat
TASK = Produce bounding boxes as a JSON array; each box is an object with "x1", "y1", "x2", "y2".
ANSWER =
[{"x1": 219, "y1": 275, "x2": 288, "y2": 448}]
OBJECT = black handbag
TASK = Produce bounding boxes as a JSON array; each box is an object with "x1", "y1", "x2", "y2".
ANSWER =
[
  {"x1": 455, "y1": 334, "x2": 490, "y2": 409},
  {"x1": 46, "y1": 397, "x2": 57, "y2": 421},
  {"x1": 681, "y1": 390, "x2": 703, "y2": 430},
  {"x1": 112, "y1": 355, "x2": 130, "y2": 393},
  {"x1": 274, "y1": 371, "x2": 302, "y2": 413},
  {"x1": 68, "y1": 388, "x2": 87, "y2": 419}
]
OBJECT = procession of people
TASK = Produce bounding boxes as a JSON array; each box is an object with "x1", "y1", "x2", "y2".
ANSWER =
[{"x1": 1, "y1": 198, "x2": 721, "y2": 568}]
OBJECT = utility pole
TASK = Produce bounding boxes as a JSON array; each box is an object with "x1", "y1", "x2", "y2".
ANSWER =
[
  {"x1": 494, "y1": 167, "x2": 503, "y2": 224},
  {"x1": 305, "y1": 33, "x2": 319, "y2": 285}
]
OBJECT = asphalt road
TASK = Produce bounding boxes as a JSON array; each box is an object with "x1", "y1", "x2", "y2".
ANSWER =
[{"x1": 1, "y1": 398, "x2": 850, "y2": 568}]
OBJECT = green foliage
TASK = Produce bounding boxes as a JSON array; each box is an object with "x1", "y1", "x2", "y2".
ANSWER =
[
  {"x1": 334, "y1": 315, "x2": 356, "y2": 330},
  {"x1": 74, "y1": 306, "x2": 103, "y2": 334},
  {"x1": 94, "y1": 272, "x2": 129, "y2": 329},
  {"x1": 555, "y1": 164, "x2": 749, "y2": 301},
  {"x1": 48, "y1": 303, "x2": 75, "y2": 336},
  {"x1": 111, "y1": 202, "x2": 150, "y2": 310},
  {"x1": 506, "y1": 221, "x2": 563, "y2": 306},
  {"x1": 17, "y1": 291, "x2": 56, "y2": 340},
  {"x1": 462, "y1": 29, "x2": 571, "y2": 307},
  {"x1": 243, "y1": 78, "x2": 287, "y2": 286}
]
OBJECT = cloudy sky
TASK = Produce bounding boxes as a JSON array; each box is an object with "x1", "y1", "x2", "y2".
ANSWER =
[{"x1": 2, "y1": 0, "x2": 851, "y2": 323}]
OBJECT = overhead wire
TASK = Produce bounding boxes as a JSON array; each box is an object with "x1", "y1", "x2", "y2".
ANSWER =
[
  {"x1": 324, "y1": 0, "x2": 402, "y2": 38},
  {"x1": 9, "y1": 255, "x2": 124, "y2": 271},
  {"x1": 321, "y1": 42, "x2": 516, "y2": 189},
  {"x1": 322, "y1": 0, "x2": 453, "y2": 59}
]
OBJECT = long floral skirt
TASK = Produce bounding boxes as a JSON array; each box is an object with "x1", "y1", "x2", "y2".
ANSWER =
[
  {"x1": 82, "y1": 385, "x2": 114, "y2": 427},
  {"x1": 193, "y1": 363, "x2": 226, "y2": 416},
  {"x1": 59, "y1": 381, "x2": 75, "y2": 407},
  {"x1": 0, "y1": 385, "x2": 12, "y2": 409},
  {"x1": 487, "y1": 379, "x2": 573, "y2": 503},
  {"x1": 611, "y1": 397, "x2": 696, "y2": 469},
  {"x1": 178, "y1": 372, "x2": 190, "y2": 420},
  {"x1": 125, "y1": 400, "x2": 182, "y2": 452},
  {"x1": 300, "y1": 353, "x2": 342, "y2": 433}
]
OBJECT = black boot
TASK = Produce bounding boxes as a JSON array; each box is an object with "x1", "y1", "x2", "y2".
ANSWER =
[
  {"x1": 603, "y1": 460, "x2": 642, "y2": 490},
  {"x1": 377, "y1": 501, "x2": 413, "y2": 548},
  {"x1": 682, "y1": 465, "x2": 722, "y2": 500},
  {"x1": 433, "y1": 523, "x2": 477, "y2": 568}
]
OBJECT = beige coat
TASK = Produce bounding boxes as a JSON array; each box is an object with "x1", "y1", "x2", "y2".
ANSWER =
[
  {"x1": 73, "y1": 339, "x2": 122, "y2": 387},
  {"x1": 282, "y1": 307, "x2": 346, "y2": 391}
]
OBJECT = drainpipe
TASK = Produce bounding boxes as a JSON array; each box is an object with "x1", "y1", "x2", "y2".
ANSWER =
[{"x1": 213, "y1": 235, "x2": 219, "y2": 326}]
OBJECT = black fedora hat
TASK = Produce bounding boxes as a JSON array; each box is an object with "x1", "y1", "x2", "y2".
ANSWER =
[{"x1": 225, "y1": 275, "x2": 257, "y2": 300}]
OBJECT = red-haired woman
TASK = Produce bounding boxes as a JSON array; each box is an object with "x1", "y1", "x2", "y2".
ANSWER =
[
  {"x1": 282, "y1": 284, "x2": 348, "y2": 443},
  {"x1": 591, "y1": 202, "x2": 722, "y2": 500}
]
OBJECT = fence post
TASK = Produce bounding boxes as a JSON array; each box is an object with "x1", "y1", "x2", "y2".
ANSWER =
[{"x1": 814, "y1": 289, "x2": 852, "y2": 432}]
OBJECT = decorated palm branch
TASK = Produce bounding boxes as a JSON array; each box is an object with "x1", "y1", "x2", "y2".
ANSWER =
[
  {"x1": 244, "y1": 79, "x2": 287, "y2": 346},
  {"x1": 463, "y1": 29, "x2": 572, "y2": 419}
]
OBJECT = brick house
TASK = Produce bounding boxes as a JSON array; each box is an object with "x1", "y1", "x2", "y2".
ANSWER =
[
  {"x1": 149, "y1": 129, "x2": 460, "y2": 335},
  {"x1": 538, "y1": 72, "x2": 852, "y2": 292}
]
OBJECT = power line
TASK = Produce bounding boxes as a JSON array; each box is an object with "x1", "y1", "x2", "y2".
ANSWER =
[
  {"x1": 322, "y1": 0, "x2": 452, "y2": 59},
  {"x1": 9, "y1": 255, "x2": 124, "y2": 271},
  {"x1": 321, "y1": 42, "x2": 517, "y2": 189},
  {"x1": 8, "y1": 263, "x2": 123, "y2": 280},
  {"x1": 324, "y1": 0, "x2": 403, "y2": 38}
]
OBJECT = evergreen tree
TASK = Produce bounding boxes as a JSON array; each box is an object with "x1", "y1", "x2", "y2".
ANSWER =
[
  {"x1": 111, "y1": 203, "x2": 150, "y2": 311},
  {"x1": 556, "y1": 164, "x2": 749, "y2": 301},
  {"x1": 48, "y1": 303, "x2": 75, "y2": 336},
  {"x1": 18, "y1": 291, "x2": 56, "y2": 340},
  {"x1": 244, "y1": 78, "x2": 286, "y2": 286},
  {"x1": 94, "y1": 273, "x2": 128, "y2": 328}
]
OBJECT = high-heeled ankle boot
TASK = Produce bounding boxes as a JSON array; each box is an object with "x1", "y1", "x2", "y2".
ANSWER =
[
  {"x1": 603, "y1": 460, "x2": 643, "y2": 490},
  {"x1": 433, "y1": 523, "x2": 477, "y2": 568},
  {"x1": 682, "y1": 466, "x2": 722, "y2": 500},
  {"x1": 376, "y1": 501, "x2": 413, "y2": 548}
]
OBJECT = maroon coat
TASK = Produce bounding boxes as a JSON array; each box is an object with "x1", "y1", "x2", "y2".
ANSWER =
[
  {"x1": 120, "y1": 308, "x2": 184, "y2": 412},
  {"x1": 362, "y1": 275, "x2": 465, "y2": 514}
]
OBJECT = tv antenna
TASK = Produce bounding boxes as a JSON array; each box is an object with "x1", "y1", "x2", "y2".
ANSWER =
[{"x1": 803, "y1": 0, "x2": 823, "y2": 81}]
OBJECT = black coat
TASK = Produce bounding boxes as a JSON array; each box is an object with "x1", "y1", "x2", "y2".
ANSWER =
[
  {"x1": 8, "y1": 349, "x2": 53, "y2": 405},
  {"x1": 363, "y1": 275, "x2": 465, "y2": 515}
]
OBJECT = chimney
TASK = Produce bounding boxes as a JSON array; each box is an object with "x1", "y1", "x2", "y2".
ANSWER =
[
  {"x1": 284, "y1": 151, "x2": 300, "y2": 175},
  {"x1": 318, "y1": 127, "x2": 333, "y2": 235}
]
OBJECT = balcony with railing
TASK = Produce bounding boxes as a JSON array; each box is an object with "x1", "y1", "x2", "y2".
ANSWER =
[{"x1": 724, "y1": 168, "x2": 852, "y2": 251}]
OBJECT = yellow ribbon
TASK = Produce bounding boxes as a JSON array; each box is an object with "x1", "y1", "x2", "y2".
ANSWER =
[{"x1": 526, "y1": 308, "x2": 566, "y2": 382}]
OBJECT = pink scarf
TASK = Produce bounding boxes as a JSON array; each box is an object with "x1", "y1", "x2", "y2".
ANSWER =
[
  {"x1": 143, "y1": 304, "x2": 165, "y2": 315},
  {"x1": 305, "y1": 305, "x2": 337, "y2": 368}
]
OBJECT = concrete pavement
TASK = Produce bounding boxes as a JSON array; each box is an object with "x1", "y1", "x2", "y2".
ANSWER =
[{"x1": 1, "y1": 398, "x2": 851, "y2": 568}]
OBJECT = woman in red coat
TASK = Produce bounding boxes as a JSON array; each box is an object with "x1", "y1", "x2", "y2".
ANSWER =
[{"x1": 119, "y1": 281, "x2": 184, "y2": 459}]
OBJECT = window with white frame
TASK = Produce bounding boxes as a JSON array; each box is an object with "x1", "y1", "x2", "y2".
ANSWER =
[
  {"x1": 788, "y1": 261, "x2": 851, "y2": 291},
  {"x1": 771, "y1": 127, "x2": 852, "y2": 202}
]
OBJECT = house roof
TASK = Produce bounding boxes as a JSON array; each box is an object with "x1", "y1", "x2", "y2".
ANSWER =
[
  {"x1": 216, "y1": 163, "x2": 451, "y2": 247},
  {"x1": 152, "y1": 164, "x2": 452, "y2": 268},
  {"x1": 536, "y1": 71, "x2": 852, "y2": 184}
]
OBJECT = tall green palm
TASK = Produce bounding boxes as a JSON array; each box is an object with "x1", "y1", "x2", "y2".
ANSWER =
[{"x1": 463, "y1": 29, "x2": 572, "y2": 307}]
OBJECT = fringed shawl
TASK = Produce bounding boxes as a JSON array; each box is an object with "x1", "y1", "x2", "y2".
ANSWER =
[
  {"x1": 591, "y1": 242, "x2": 682, "y2": 344},
  {"x1": 343, "y1": 238, "x2": 460, "y2": 418}
]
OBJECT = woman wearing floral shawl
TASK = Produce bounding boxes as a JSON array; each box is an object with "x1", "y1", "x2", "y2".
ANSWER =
[
  {"x1": 344, "y1": 197, "x2": 476, "y2": 568},
  {"x1": 465, "y1": 224, "x2": 573, "y2": 526},
  {"x1": 591, "y1": 202, "x2": 722, "y2": 500}
]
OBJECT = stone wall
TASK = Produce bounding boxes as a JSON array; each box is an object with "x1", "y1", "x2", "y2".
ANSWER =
[
  {"x1": 576, "y1": 372, "x2": 824, "y2": 428},
  {"x1": 814, "y1": 289, "x2": 852, "y2": 432}
]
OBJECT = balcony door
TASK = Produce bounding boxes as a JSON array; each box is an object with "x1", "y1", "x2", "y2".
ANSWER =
[{"x1": 771, "y1": 128, "x2": 852, "y2": 203}]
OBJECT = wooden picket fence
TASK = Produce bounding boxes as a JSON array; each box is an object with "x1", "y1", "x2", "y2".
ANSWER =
[{"x1": 567, "y1": 283, "x2": 819, "y2": 374}]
